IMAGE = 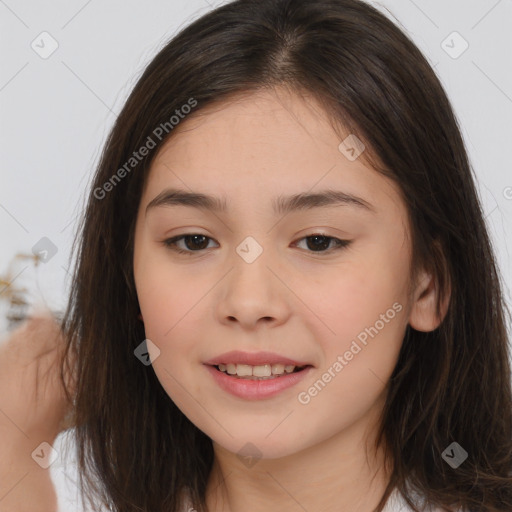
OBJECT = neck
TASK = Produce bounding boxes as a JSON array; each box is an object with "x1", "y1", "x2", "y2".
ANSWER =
[{"x1": 204, "y1": 394, "x2": 393, "y2": 512}]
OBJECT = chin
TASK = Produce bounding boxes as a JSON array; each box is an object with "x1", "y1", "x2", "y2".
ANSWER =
[{"x1": 209, "y1": 430, "x2": 309, "y2": 461}]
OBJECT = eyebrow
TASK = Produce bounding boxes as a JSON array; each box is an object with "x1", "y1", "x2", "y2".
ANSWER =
[{"x1": 145, "y1": 188, "x2": 376, "y2": 216}]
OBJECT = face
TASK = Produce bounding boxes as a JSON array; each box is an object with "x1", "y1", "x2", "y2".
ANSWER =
[{"x1": 133, "y1": 88, "x2": 416, "y2": 459}]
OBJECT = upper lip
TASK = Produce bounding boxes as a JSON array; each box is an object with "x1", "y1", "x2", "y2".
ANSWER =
[{"x1": 204, "y1": 350, "x2": 312, "y2": 367}]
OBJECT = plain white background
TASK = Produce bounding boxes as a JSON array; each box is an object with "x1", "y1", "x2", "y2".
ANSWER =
[{"x1": 0, "y1": 0, "x2": 511, "y2": 510}]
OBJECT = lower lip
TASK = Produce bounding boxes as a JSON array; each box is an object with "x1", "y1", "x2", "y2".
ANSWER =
[{"x1": 204, "y1": 364, "x2": 313, "y2": 400}]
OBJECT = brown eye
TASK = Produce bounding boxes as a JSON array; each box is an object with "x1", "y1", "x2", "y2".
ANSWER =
[
  {"x1": 162, "y1": 233, "x2": 351, "y2": 256},
  {"x1": 163, "y1": 234, "x2": 217, "y2": 254},
  {"x1": 294, "y1": 234, "x2": 351, "y2": 253}
]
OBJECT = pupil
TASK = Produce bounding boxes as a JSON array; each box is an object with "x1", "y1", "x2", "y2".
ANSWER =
[
  {"x1": 184, "y1": 235, "x2": 331, "y2": 251},
  {"x1": 307, "y1": 235, "x2": 329, "y2": 251},
  {"x1": 186, "y1": 235, "x2": 208, "y2": 250}
]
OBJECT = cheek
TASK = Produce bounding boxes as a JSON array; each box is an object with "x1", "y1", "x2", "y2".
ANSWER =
[
  {"x1": 135, "y1": 245, "x2": 204, "y2": 339},
  {"x1": 295, "y1": 266, "x2": 407, "y2": 431},
  {"x1": 136, "y1": 263, "x2": 206, "y2": 414},
  {"x1": 134, "y1": 248, "x2": 211, "y2": 385},
  {"x1": 298, "y1": 259, "x2": 408, "y2": 348},
  {"x1": 292, "y1": 240, "x2": 410, "y2": 391}
]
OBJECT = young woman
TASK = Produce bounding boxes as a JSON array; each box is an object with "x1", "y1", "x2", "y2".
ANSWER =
[{"x1": 1, "y1": 0, "x2": 511, "y2": 511}]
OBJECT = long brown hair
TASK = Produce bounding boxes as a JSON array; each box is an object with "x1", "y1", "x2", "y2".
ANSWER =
[{"x1": 59, "y1": 0, "x2": 512, "y2": 510}]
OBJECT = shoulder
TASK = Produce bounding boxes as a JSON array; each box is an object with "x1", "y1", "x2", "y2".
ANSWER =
[
  {"x1": 180, "y1": 487, "x2": 467, "y2": 512},
  {"x1": 180, "y1": 489, "x2": 195, "y2": 512},
  {"x1": 384, "y1": 487, "x2": 466, "y2": 512}
]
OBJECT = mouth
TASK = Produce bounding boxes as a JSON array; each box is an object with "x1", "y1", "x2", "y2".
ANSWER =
[
  {"x1": 210, "y1": 363, "x2": 311, "y2": 380},
  {"x1": 205, "y1": 361, "x2": 314, "y2": 400},
  {"x1": 203, "y1": 351, "x2": 314, "y2": 399}
]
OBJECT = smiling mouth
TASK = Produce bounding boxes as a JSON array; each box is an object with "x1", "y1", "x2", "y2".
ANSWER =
[{"x1": 212, "y1": 363, "x2": 309, "y2": 380}]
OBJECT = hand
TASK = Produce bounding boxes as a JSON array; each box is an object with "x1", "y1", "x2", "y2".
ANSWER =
[
  {"x1": 0, "y1": 309, "x2": 76, "y2": 444},
  {"x1": 0, "y1": 309, "x2": 76, "y2": 512}
]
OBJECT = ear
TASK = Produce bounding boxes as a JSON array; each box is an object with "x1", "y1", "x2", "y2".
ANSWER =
[{"x1": 408, "y1": 268, "x2": 450, "y2": 332}]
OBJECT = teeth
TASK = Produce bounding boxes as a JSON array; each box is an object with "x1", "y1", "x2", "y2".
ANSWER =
[
  {"x1": 271, "y1": 364, "x2": 285, "y2": 375},
  {"x1": 236, "y1": 364, "x2": 253, "y2": 377},
  {"x1": 253, "y1": 364, "x2": 272, "y2": 377},
  {"x1": 216, "y1": 363, "x2": 305, "y2": 378}
]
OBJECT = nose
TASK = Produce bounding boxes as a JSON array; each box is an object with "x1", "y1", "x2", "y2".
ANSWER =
[{"x1": 215, "y1": 250, "x2": 291, "y2": 330}]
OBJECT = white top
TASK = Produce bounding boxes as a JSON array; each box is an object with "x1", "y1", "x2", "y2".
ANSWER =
[
  {"x1": 179, "y1": 488, "x2": 448, "y2": 512},
  {"x1": 51, "y1": 430, "x2": 457, "y2": 512}
]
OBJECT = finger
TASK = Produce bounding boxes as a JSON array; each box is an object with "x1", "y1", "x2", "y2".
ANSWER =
[{"x1": 8, "y1": 310, "x2": 63, "y2": 361}]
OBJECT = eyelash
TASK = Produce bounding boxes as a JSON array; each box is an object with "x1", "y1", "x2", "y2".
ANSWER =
[{"x1": 162, "y1": 233, "x2": 351, "y2": 256}]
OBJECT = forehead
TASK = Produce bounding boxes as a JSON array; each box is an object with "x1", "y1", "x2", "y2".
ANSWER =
[
  {"x1": 154, "y1": 88, "x2": 358, "y2": 174},
  {"x1": 141, "y1": 88, "x2": 406, "y2": 223}
]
